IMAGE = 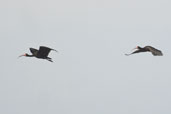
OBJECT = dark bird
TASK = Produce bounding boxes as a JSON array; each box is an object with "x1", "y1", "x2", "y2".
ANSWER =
[
  {"x1": 19, "y1": 46, "x2": 58, "y2": 62},
  {"x1": 125, "y1": 46, "x2": 163, "y2": 56}
]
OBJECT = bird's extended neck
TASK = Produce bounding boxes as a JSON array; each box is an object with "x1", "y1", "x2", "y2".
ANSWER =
[
  {"x1": 25, "y1": 54, "x2": 34, "y2": 57},
  {"x1": 137, "y1": 46, "x2": 143, "y2": 50}
]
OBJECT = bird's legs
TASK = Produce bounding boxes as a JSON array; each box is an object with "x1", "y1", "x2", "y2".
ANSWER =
[
  {"x1": 47, "y1": 59, "x2": 53, "y2": 62},
  {"x1": 46, "y1": 57, "x2": 53, "y2": 62}
]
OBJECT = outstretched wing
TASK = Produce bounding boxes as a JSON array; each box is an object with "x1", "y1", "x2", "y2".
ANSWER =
[
  {"x1": 29, "y1": 48, "x2": 38, "y2": 56},
  {"x1": 145, "y1": 46, "x2": 163, "y2": 56},
  {"x1": 38, "y1": 46, "x2": 52, "y2": 57},
  {"x1": 37, "y1": 46, "x2": 57, "y2": 57}
]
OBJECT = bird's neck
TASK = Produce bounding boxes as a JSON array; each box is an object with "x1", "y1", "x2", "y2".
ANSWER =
[
  {"x1": 26, "y1": 54, "x2": 34, "y2": 57},
  {"x1": 138, "y1": 47, "x2": 143, "y2": 49}
]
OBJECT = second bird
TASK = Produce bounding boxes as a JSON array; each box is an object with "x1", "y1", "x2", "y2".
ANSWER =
[{"x1": 125, "y1": 46, "x2": 163, "y2": 56}]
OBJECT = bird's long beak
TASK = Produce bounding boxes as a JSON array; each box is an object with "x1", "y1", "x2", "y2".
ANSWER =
[
  {"x1": 132, "y1": 48, "x2": 136, "y2": 51},
  {"x1": 132, "y1": 46, "x2": 138, "y2": 51},
  {"x1": 18, "y1": 54, "x2": 26, "y2": 58}
]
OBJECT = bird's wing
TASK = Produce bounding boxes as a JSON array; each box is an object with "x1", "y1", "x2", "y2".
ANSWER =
[
  {"x1": 145, "y1": 46, "x2": 163, "y2": 56},
  {"x1": 38, "y1": 46, "x2": 52, "y2": 57},
  {"x1": 29, "y1": 48, "x2": 38, "y2": 55}
]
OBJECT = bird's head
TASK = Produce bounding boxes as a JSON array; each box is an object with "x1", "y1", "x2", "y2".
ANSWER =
[{"x1": 133, "y1": 46, "x2": 140, "y2": 50}]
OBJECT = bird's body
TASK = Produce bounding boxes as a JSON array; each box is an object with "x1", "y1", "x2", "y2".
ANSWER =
[
  {"x1": 19, "y1": 46, "x2": 58, "y2": 62},
  {"x1": 125, "y1": 46, "x2": 163, "y2": 56}
]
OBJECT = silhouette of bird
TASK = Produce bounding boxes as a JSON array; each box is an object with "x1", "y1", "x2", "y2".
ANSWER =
[
  {"x1": 19, "y1": 46, "x2": 58, "y2": 62},
  {"x1": 125, "y1": 46, "x2": 163, "y2": 56}
]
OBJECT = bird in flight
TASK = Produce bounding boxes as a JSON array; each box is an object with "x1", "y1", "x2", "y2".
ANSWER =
[
  {"x1": 19, "y1": 46, "x2": 58, "y2": 62},
  {"x1": 125, "y1": 46, "x2": 163, "y2": 56}
]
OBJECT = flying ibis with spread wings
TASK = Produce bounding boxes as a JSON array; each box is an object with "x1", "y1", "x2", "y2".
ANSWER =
[
  {"x1": 19, "y1": 46, "x2": 58, "y2": 62},
  {"x1": 125, "y1": 46, "x2": 163, "y2": 56}
]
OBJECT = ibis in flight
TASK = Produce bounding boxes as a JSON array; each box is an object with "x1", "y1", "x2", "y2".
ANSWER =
[
  {"x1": 19, "y1": 46, "x2": 58, "y2": 62},
  {"x1": 125, "y1": 46, "x2": 163, "y2": 56}
]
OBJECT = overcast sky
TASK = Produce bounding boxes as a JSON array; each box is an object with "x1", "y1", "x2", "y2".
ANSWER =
[{"x1": 1, "y1": 0, "x2": 171, "y2": 114}]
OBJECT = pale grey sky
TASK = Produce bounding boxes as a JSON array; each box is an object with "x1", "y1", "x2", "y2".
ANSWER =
[{"x1": 1, "y1": 0, "x2": 171, "y2": 114}]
